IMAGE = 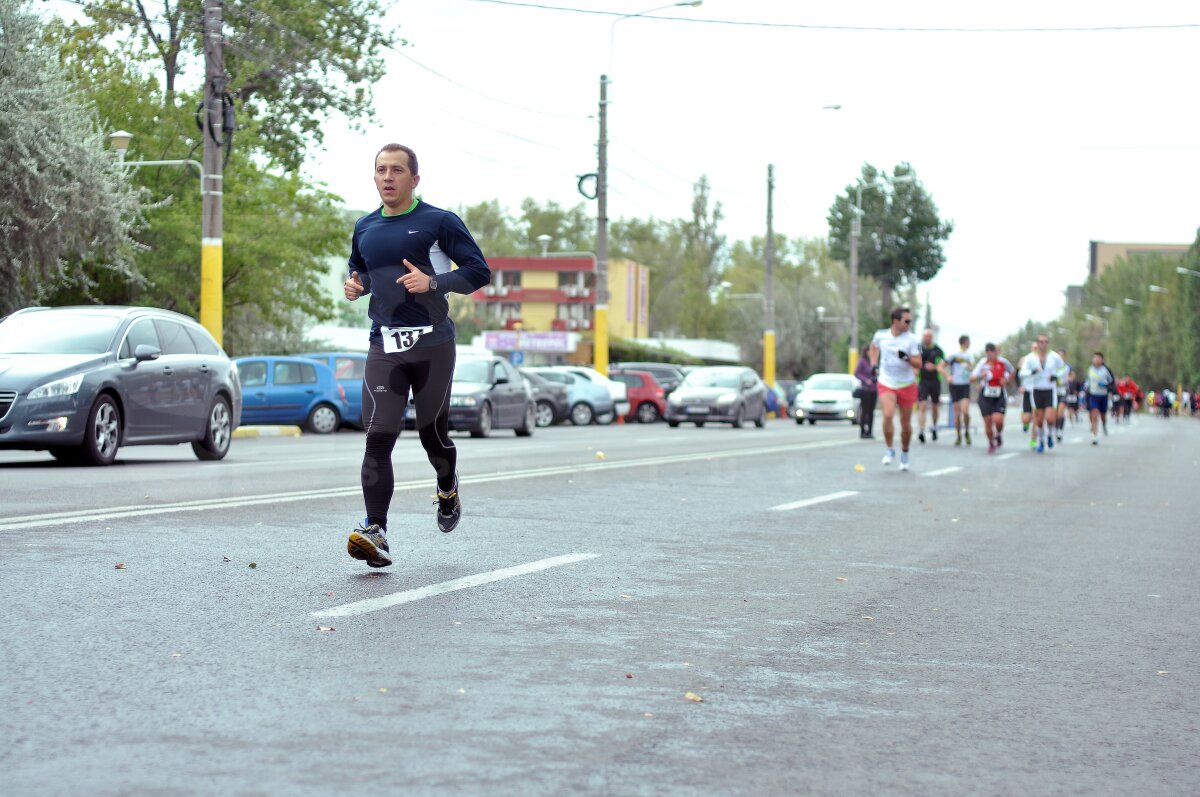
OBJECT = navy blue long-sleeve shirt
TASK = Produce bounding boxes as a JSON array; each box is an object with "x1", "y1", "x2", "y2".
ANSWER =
[{"x1": 348, "y1": 200, "x2": 491, "y2": 348}]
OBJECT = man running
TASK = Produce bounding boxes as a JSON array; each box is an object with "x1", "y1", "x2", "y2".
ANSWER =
[
  {"x1": 1064, "y1": 368, "x2": 1083, "y2": 427},
  {"x1": 1017, "y1": 334, "x2": 1066, "y2": 453},
  {"x1": 917, "y1": 328, "x2": 944, "y2": 443},
  {"x1": 872, "y1": 307, "x2": 922, "y2": 471},
  {"x1": 342, "y1": 143, "x2": 492, "y2": 568},
  {"x1": 1016, "y1": 341, "x2": 1037, "y2": 446},
  {"x1": 1083, "y1": 352, "x2": 1116, "y2": 445},
  {"x1": 941, "y1": 334, "x2": 974, "y2": 446},
  {"x1": 1053, "y1": 349, "x2": 1071, "y2": 442},
  {"x1": 969, "y1": 343, "x2": 1015, "y2": 453}
]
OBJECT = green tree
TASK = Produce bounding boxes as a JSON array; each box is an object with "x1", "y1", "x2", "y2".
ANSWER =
[
  {"x1": 0, "y1": 0, "x2": 141, "y2": 315},
  {"x1": 827, "y1": 163, "x2": 954, "y2": 325},
  {"x1": 80, "y1": 0, "x2": 396, "y2": 170}
]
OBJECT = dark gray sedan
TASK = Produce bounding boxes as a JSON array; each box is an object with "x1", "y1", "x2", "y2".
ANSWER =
[
  {"x1": 664, "y1": 365, "x2": 768, "y2": 428},
  {"x1": 0, "y1": 306, "x2": 242, "y2": 465}
]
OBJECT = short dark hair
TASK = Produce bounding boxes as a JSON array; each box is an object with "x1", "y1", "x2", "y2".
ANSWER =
[
  {"x1": 375, "y1": 143, "x2": 418, "y2": 175},
  {"x1": 890, "y1": 306, "x2": 911, "y2": 321},
  {"x1": 985, "y1": 342, "x2": 996, "y2": 352},
  {"x1": 959, "y1": 335, "x2": 969, "y2": 345},
  {"x1": 1094, "y1": 351, "x2": 1104, "y2": 359}
]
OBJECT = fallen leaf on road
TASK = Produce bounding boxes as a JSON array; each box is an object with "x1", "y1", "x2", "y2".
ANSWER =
[
  {"x1": 625, "y1": 673, "x2": 633, "y2": 679},
  {"x1": 595, "y1": 451, "x2": 606, "y2": 460},
  {"x1": 853, "y1": 464, "x2": 865, "y2": 472},
  {"x1": 316, "y1": 625, "x2": 336, "y2": 632},
  {"x1": 835, "y1": 576, "x2": 848, "y2": 582},
  {"x1": 248, "y1": 562, "x2": 257, "y2": 569},
  {"x1": 862, "y1": 615, "x2": 875, "y2": 620},
  {"x1": 114, "y1": 563, "x2": 126, "y2": 570},
  {"x1": 222, "y1": 556, "x2": 232, "y2": 562},
  {"x1": 378, "y1": 688, "x2": 388, "y2": 693},
  {"x1": 620, "y1": 594, "x2": 634, "y2": 600},
  {"x1": 644, "y1": 712, "x2": 654, "y2": 718},
  {"x1": 951, "y1": 518, "x2": 960, "y2": 523},
  {"x1": 325, "y1": 592, "x2": 334, "y2": 597},
  {"x1": 684, "y1": 692, "x2": 704, "y2": 703}
]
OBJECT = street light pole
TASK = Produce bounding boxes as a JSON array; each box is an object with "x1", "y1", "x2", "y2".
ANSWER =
[
  {"x1": 764, "y1": 164, "x2": 776, "y2": 387},
  {"x1": 201, "y1": 0, "x2": 227, "y2": 347},
  {"x1": 848, "y1": 184, "x2": 862, "y2": 374}
]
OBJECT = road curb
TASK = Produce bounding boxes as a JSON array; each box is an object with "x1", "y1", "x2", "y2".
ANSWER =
[{"x1": 233, "y1": 426, "x2": 302, "y2": 439}]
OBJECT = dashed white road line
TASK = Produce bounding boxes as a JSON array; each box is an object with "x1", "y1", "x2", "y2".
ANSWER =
[
  {"x1": 921, "y1": 466, "x2": 963, "y2": 477},
  {"x1": 996, "y1": 452, "x2": 1019, "y2": 461},
  {"x1": 312, "y1": 553, "x2": 600, "y2": 618},
  {"x1": 770, "y1": 490, "x2": 859, "y2": 512}
]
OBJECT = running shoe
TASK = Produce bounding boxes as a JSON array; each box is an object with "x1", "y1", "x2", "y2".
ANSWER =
[
  {"x1": 1037, "y1": 440, "x2": 1045, "y2": 453},
  {"x1": 1092, "y1": 437, "x2": 1099, "y2": 446},
  {"x1": 987, "y1": 441, "x2": 996, "y2": 454},
  {"x1": 965, "y1": 430, "x2": 972, "y2": 445},
  {"x1": 881, "y1": 449, "x2": 895, "y2": 466},
  {"x1": 955, "y1": 435, "x2": 962, "y2": 446},
  {"x1": 347, "y1": 523, "x2": 393, "y2": 568},
  {"x1": 899, "y1": 452, "x2": 910, "y2": 471},
  {"x1": 1029, "y1": 437, "x2": 1037, "y2": 449},
  {"x1": 435, "y1": 478, "x2": 462, "y2": 534},
  {"x1": 995, "y1": 433, "x2": 1002, "y2": 448},
  {"x1": 1046, "y1": 434, "x2": 1054, "y2": 449},
  {"x1": 918, "y1": 431, "x2": 926, "y2": 444},
  {"x1": 931, "y1": 428, "x2": 938, "y2": 442}
]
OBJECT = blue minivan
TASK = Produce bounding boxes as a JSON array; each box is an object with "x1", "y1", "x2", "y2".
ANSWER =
[
  {"x1": 234, "y1": 356, "x2": 349, "y2": 434},
  {"x1": 297, "y1": 351, "x2": 367, "y2": 428}
]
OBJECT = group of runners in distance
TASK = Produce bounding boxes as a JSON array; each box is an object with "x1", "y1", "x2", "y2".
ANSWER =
[{"x1": 867, "y1": 305, "x2": 1135, "y2": 472}]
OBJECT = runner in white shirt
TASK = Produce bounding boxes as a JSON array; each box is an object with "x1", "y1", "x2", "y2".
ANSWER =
[
  {"x1": 1017, "y1": 333, "x2": 1066, "y2": 453},
  {"x1": 870, "y1": 306, "x2": 922, "y2": 471},
  {"x1": 940, "y1": 335, "x2": 975, "y2": 446}
]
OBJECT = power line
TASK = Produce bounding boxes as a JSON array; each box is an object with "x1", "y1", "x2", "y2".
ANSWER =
[{"x1": 472, "y1": 0, "x2": 1200, "y2": 33}]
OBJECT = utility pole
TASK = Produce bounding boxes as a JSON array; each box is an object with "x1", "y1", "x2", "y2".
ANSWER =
[
  {"x1": 763, "y1": 164, "x2": 775, "y2": 388},
  {"x1": 594, "y1": 74, "x2": 609, "y2": 373},
  {"x1": 201, "y1": 0, "x2": 226, "y2": 347},
  {"x1": 848, "y1": 185, "x2": 862, "y2": 374}
]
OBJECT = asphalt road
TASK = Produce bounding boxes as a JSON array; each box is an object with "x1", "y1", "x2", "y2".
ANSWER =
[{"x1": 1, "y1": 413, "x2": 1197, "y2": 796}]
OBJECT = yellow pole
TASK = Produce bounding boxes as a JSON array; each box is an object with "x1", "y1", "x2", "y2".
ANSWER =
[
  {"x1": 848, "y1": 348, "x2": 858, "y2": 375},
  {"x1": 201, "y1": 238, "x2": 223, "y2": 346},
  {"x1": 763, "y1": 330, "x2": 776, "y2": 388},
  {"x1": 593, "y1": 305, "x2": 609, "y2": 373}
]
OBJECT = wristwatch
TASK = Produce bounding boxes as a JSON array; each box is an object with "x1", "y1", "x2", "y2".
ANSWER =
[{"x1": 428, "y1": 276, "x2": 438, "y2": 292}]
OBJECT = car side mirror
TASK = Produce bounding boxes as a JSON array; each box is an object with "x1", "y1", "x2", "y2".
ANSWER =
[
  {"x1": 134, "y1": 344, "x2": 162, "y2": 362},
  {"x1": 494, "y1": 374, "x2": 509, "y2": 385}
]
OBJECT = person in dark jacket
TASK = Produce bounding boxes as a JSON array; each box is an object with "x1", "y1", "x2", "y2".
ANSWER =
[{"x1": 854, "y1": 342, "x2": 880, "y2": 438}]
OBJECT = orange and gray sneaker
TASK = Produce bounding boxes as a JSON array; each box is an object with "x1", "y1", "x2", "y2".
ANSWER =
[
  {"x1": 436, "y1": 476, "x2": 461, "y2": 534},
  {"x1": 347, "y1": 523, "x2": 392, "y2": 568}
]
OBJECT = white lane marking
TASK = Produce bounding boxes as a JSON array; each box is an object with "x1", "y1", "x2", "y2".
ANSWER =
[
  {"x1": 921, "y1": 466, "x2": 963, "y2": 477},
  {"x1": 770, "y1": 490, "x2": 859, "y2": 512},
  {"x1": 313, "y1": 553, "x2": 600, "y2": 618},
  {"x1": 1, "y1": 438, "x2": 858, "y2": 531},
  {"x1": 997, "y1": 452, "x2": 1019, "y2": 461}
]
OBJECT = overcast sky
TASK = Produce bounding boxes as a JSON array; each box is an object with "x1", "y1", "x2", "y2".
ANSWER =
[{"x1": 71, "y1": 0, "x2": 1200, "y2": 352}]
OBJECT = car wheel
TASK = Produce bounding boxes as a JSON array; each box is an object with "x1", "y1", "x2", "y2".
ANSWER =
[
  {"x1": 470, "y1": 402, "x2": 493, "y2": 438},
  {"x1": 534, "y1": 400, "x2": 556, "y2": 427},
  {"x1": 694, "y1": 421, "x2": 705, "y2": 427},
  {"x1": 635, "y1": 402, "x2": 660, "y2": 423},
  {"x1": 307, "y1": 403, "x2": 340, "y2": 434},
  {"x1": 192, "y1": 395, "x2": 233, "y2": 461},
  {"x1": 515, "y1": 403, "x2": 535, "y2": 437},
  {"x1": 731, "y1": 405, "x2": 745, "y2": 429},
  {"x1": 755, "y1": 406, "x2": 767, "y2": 428},
  {"x1": 569, "y1": 402, "x2": 594, "y2": 426},
  {"x1": 667, "y1": 420, "x2": 680, "y2": 428},
  {"x1": 80, "y1": 394, "x2": 121, "y2": 466},
  {"x1": 808, "y1": 418, "x2": 816, "y2": 425}
]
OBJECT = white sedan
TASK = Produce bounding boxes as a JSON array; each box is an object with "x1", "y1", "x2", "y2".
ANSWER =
[{"x1": 793, "y1": 373, "x2": 862, "y2": 425}]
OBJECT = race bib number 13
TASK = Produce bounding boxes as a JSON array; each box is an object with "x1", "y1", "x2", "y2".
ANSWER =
[{"x1": 381, "y1": 325, "x2": 433, "y2": 354}]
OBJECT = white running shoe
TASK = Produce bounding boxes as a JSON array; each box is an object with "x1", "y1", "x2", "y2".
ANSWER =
[
  {"x1": 899, "y1": 452, "x2": 910, "y2": 472},
  {"x1": 881, "y1": 449, "x2": 895, "y2": 466}
]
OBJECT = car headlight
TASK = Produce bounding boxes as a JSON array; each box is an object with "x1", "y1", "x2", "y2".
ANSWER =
[
  {"x1": 27, "y1": 373, "x2": 85, "y2": 400},
  {"x1": 450, "y1": 395, "x2": 478, "y2": 407},
  {"x1": 716, "y1": 392, "x2": 737, "y2": 404}
]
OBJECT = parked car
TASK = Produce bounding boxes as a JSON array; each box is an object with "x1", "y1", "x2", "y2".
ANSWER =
[
  {"x1": 519, "y1": 367, "x2": 570, "y2": 427},
  {"x1": 548, "y1": 365, "x2": 629, "y2": 419},
  {"x1": 777, "y1": 378, "x2": 804, "y2": 408},
  {"x1": 608, "y1": 369, "x2": 667, "y2": 423},
  {"x1": 523, "y1": 366, "x2": 614, "y2": 426},
  {"x1": 664, "y1": 365, "x2": 768, "y2": 428},
  {"x1": 0, "y1": 305, "x2": 241, "y2": 465},
  {"x1": 235, "y1": 355, "x2": 349, "y2": 434},
  {"x1": 793, "y1": 373, "x2": 861, "y2": 425},
  {"x1": 406, "y1": 355, "x2": 535, "y2": 438},
  {"x1": 610, "y1": 361, "x2": 687, "y2": 395},
  {"x1": 297, "y1": 351, "x2": 367, "y2": 428}
]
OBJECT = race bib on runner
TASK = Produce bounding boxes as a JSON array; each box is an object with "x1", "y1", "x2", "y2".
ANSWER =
[
  {"x1": 381, "y1": 325, "x2": 433, "y2": 354},
  {"x1": 983, "y1": 385, "x2": 1002, "y2": 398}
]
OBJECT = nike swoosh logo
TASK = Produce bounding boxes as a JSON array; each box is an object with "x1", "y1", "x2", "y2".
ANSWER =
[{"x1": 408, "y1": 230, "x2": 418, "y2": 234}]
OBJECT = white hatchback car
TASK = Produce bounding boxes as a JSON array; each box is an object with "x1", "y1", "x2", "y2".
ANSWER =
[
  {"x1": 548, "y1": 366, "x2": 630, "y2": 420},
  {"x1": 793, "y1": 373, "x2": 862, "y2": 425}
]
